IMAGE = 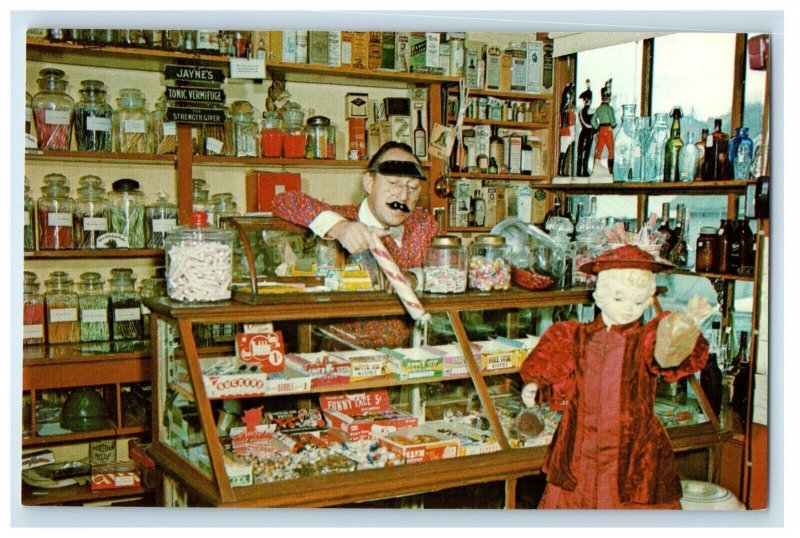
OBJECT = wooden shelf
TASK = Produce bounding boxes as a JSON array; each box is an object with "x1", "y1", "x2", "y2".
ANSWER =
[
  {"x1": 452, "y1": 172, "x2": 548, "y2": 181},
  {"x1": 671, "y1": 269, "x2": 755, "y2": 282},
  {"x1": 25, "y1": 149, "x2": 176, "y2": 165},
  {"x1": 192, "y1": 156, "x2": 371, "y2": 169},
  {"x1": 450, "y1": 116, "x2": 550, "y2": 130},
  {"x1": 449, "y1": 87, "x2": 553, "y2": 101},
  {"x1": 22, "y1": 481, "x2": 155, "y2": 506},
  {"x1": 25, "y1": 249, "x2": 164, "y2": 260},
  {"x1": 545, "y1": 179, "x2": 754, "y2": 195}
]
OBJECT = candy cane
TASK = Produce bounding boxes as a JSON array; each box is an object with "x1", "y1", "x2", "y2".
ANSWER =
[{"x1": 366, "y1": 234, "x2": 428, "y2": 321}]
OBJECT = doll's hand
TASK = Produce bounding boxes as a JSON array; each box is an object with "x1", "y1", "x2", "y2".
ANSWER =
[
  {"x1": 654, "y1": 311, "x2": 700, "y2": 368},
  {"x1": 329, "y1": 221, "x2": 390, "y2": 254},
  {"x1": 521, "y1": 382, "x2": 538, "y2": 408},
  {"x1": 686, "y1": 295, "x2": 713, "y2": 326}
]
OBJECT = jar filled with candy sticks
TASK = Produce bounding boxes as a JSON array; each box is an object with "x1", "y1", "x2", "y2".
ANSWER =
[
  {"x1": 37, "y1": 174, "x2": 74, "y2": 250},
  {"x1": 114, "y1": 88, "x2": 149, "y2": 153},
  {"x1": 45, "y1": 271, "x2": 80, "y2": 344},
  {"x1": 32, "y1": 68, "x2": 74, "y2": 150},
  {"x1": 74, "y1": 79, "x2": 113, "y2": 152},
  {"x1": 23, "y1": 271, "x2": 45, "y2": 345}
]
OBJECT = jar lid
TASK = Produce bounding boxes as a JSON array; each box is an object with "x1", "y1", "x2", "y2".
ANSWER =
[
  {"x1": 148, "y1": 192, "x2": 177, "y2": 209},
  {"x1": 110, "y1": 268, "x2": 134, "y2": 278},
  {"x1": 77, "y1": 184, "x2": 106, "y2": 199},
  {"x1": 474, "y1": 234, "x2": 506, "y2": 246},
  {"x1": 307, "y1": 115, "x2": 331, "y2": 127},
  {"x1": 79, "y1": 175, "x2": 104, "y2": 189},
  {"x1": 430, "y1": 235, "x2": 462, "y2": 248},
  {"x1": 79, "y1": 272, "x2": 104, "y2": 287},
  {"x1": 230, "y1": 100, "x2": 254, "y2": 116},
  {"x1": 192, "y1": 178, "x2": 207, "y2": 188},
  {"x1": 80, "y1": 79, "x2": 106, "y2": 90},
  {"x1": 43, "y1": 173, "x2": 68, "y2": 187},
  {"x1": 112, "y1": 178, "x2": 141, "y2": 192},
  {"x1": 45, "y1": 271, "x2": 74, "y2": 287},
  {"x1": 38, "y1": 68, "x2": 66, "y2": 80},
  {"x1": 24, "y1": 271, "x2": 38, "y2": 284},
  {"x1": 700, "y1": 226, "x2": 718, "y2": 234}
]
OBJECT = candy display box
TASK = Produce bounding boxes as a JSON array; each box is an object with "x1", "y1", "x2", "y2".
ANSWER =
[
  {"x1": 422, "y1": 343, "x2": 472, "y2": 376},
  {"x1": 382, "y1": 347, "x2": 444, "y2": 380},
  {"x1": 90, "y1": 461, "x2": 141, "y2": 491},
  {"x1": 426, "y1": 420, "x2": 501, "y2": 456},
  {"x1": 330, "y1": 349, "x2": 388, "y2": 381},
  {"x1": 320, "y1": 390, "x2": 418, "y2": 441},
  {"x1": 471, "y1": 339, "x2": 525, "y2": 371},
  {"x1": 284, "y1": 351, "x2": 351, "y2": 387},
  {"x1": 376, "y1": 424, "x2": 460, "y2": 464},
  {"x1": 178, "y1": 356, "x2": 313, "y2": 399}
]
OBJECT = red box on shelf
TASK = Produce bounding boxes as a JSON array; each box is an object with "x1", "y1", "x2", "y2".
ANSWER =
[
  {"x1": 320, "y1": 389, "x2": 418, "y2": 441},
  {"x1": 90, "y1": 461, "x2": 142, "y2": 491},
  {"x1": 245, "y1": 171, "x2": 301, "y2": 213}
]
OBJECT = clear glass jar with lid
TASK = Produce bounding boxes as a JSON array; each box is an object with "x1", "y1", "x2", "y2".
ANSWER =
[
  {"x1": 424, "y1": 235, "x2": 468, "y2": 294},
  {"x1": 305, "y1": 115, "x2": 331, "y2": 159},
  {"x1": 74, "y1": 79, "x2": 113, "y2": 152},
  {"x1": 198, "y1": 107, "x2": 231, "y2": 156},
  {"x1": 108, "y1": 268, "x2": 142, "y2": 340},
  {"x1": 24, "y1": 178, "x2": 35, "y2": 251},
  {"x1": 77, "y1": 272, "x2": 110, "y2": 342},
  {"x1": 210, "y1": 192, "x2": 239, "y2": 227},
  {"x1": 23, "y1": 271, "x2": 45, "y2": 345},
  {"x1": 260, "y1": 111, "x2": 282, "y2": 158},
  {"x1": 25, "y1": 92, "x2": 37, "y2": 148},
  {"x1": 231, "y1": 100, "x2": 259, "y2": 157},
  {"x1": 74, "y1": 175, "x2": 109, "y2": 249},
  {"x1": 165, "y1": 212, "x2": 235, "y2": 302},
  {"x1": 145, "y1": 192, "x2": 178, "y2": 248},
  {"x1": 45, "y1": 271, "x2": 80, "y2": 344},
  {"x1": 192, "y1": 182, "x2": 211, "y2": 225},
  {"x1": 32, "y1": 68, "x2": 74, "y2": 150},
  {"x1": 108, "y1": 178, "x2": 145, "y2": 248},
  {"x1": 468, "y1": 234, "x2": 511, "y2": 291},
  {"x1": 114, "y1": 88, "x2": 149, "y2": 153},
  {"x1": 37, "y1": 175, "x2": 74, "y2": 250},
  {"x1": 151, "y1": 96, "x2": 177, "y2": 154},
  {"x1": 281, "y1": 103, "x2": 306, "y2": 158}
]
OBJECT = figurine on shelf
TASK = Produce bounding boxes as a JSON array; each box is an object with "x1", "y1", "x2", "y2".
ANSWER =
[
  {"x1": 576, "y1": 80, "x2": 594, "y2": 177},
  {"x1": 265, "y1": 78, "x2": 291, "y2": 115},
  {"x1": 519, "y1": 245, "x2": 712, "y2": 509},
  {"x1": 590, "y1": 78, "x2": 616, "y2": 177},
  {"x1": 557, "y1": 82, "x2": 576, "y2": 177}
]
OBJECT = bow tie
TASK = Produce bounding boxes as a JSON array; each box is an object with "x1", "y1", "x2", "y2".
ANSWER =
[{"x1": 385, "y1": 225, "x2": 404, "y2": 245}]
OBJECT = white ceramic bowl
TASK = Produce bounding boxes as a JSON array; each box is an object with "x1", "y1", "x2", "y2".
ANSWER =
[{"x1": 680, "y1": 480, "x2": 745, "y2": 510}]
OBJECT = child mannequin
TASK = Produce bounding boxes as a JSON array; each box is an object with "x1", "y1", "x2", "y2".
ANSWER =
[{"x1": 519, "y1": 245, "x2": 712, "y2": 509}]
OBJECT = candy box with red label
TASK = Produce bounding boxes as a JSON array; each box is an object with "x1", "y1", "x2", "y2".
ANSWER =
[
  {"x1": 236, "y1": 331, "x2": 285, "y2": 373},
  {"x1": 265, "y1": 407, "x2": 328, "y2": 433},
  {"x1": 200, "y1": 356, "x2": 311, "y2": 399},
  {"x1": 472, "y1": 339, "x2": 523, "y2": 371},
  {"x1": 320, "y1": 390, "x2": 418, "y2": 441},
  {"x1": 284, "y1": 351, "x2": 351, "y2": 387},
  {"x1": 331, "y1": 349, "x2": 388, "y2": 380},
  {"x1": 229, "y1": 424, "x2": 298, "y2": 459},
  {"x1": 376, "y1": 424, "x2": 459, "y2": 464},
  {"x1": 90, "y1": 461, "x2": 141, "y2": 491},
  {"x1": 425, "y1": 420, "x2": 501, "y2": 456},
  {"x1": 381, "y1": 347, "x2": 444, "y2": 380}
]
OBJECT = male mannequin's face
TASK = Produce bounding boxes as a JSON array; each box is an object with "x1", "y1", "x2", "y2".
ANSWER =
[
  {"x1": 593, "y1": 268, "x2": 655, "y2": 326},
  {"x1": 362, "y1": 148, "x2": 422, "y2": 227}
]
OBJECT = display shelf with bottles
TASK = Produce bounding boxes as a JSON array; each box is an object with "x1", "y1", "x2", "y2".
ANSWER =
[{"x1": 24, "y1": 249, "x2": 164, "y2": 260}]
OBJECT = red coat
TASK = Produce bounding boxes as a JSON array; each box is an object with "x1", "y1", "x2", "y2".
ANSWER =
[{"x1": 519, "y1": 312, "x2": 709, "y2": 508}]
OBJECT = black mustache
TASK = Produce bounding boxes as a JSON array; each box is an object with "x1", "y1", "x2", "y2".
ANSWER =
[{"x1": 387, "y1": 201, "x2": 411, "y2": 213}]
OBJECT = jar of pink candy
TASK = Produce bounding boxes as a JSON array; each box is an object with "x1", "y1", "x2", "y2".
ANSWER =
[
  {"x1": 424, "y1": 235, "x2": 467, "y2": 294},
  {"x1": 468, "y1": 234, "x2": 511, "y2": 292}
]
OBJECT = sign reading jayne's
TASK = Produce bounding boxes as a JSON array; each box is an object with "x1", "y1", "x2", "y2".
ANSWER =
[{"x1": 163, "y1": 64, "x2": 226, "y2": 83}]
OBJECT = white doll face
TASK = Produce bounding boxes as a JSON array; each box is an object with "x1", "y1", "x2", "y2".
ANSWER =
[{"x1": 593, "y1": 268, "x2": 655, "y2": 326}]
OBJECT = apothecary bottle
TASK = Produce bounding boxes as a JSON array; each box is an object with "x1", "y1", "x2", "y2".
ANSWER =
[
  {"x1": 424, "y1": 236, "x2": 468, "y2": 294},
  {"x1": 231, "y1": 100, "x2": 259, "y2": 157},
  {"x1": 113, "y1": 88, "x2": 149, "y2": 153},
  {"x1": 32, "y1": 68, "x2": 74, "y2": 150},
  {"x1": 305, "y1": 115, "x2": 331, "y2": 159},
  {"x1": 643, "y1": 112, "x2": 669, "y2": 182},
  {"x1": 145, "y1": 192, "x2": 178, "y2": 248},
  {"x1": 74, "y1": 79, "x2": 113, "y2": 152},
  {"x1": 713, "y1": 219, "x2": 732, "y2": 274},
  {"x1": 211, "y1": 192, "x2": 239, "y2": 227},
  {"x1": 77, "y1": 272, "x2": 110, "y2": 342},
  {"x1": 37, "y1": 176, "x2": 74, "y2": 250},
  {"x1": 738, "y1": 219, "x2": 756, "y2": 276},
  {"x1": 44, "y1": 271, "x2": 80, "y2": 344},
  {"x1": 24, "y1": 179, "x2": 35, "y2": 251},
  {"x1": 108, "y1": 178, "x2": 145, "y2": 248},
  {"x1": 165, "y1": 212, "x2": 235, "y2": 302},
  {"x1": 108, "y1": 268, "x2": 142, "y2": 340},
  {"x1": 702, "y1": 118, "x2": 729, "y2": 180},
  {"x1": 260, "y1": 112, "x2": 282, "y2": 158},
  {"x1": 151, "y1": 96, "x2": 177, "y2": 154},
  {"x1": 468, "y1": 234, "x2": 511, "y2": 291},
  {"x1": 23, "y1": 272, "x2": 45, "y2": 345},
  {"x1": 74, "y1": 175, "x2": 109, "y2": 249},
  {"x1": 678, "y1": 132, "x2": 700, "y2": 182},
  {"x1": 695, "y1": 227, "x2": 717, "y2": 273},
  {"x1": 733, "y1": 127, "x2": 754, "y2": 180},
  {"x1": 613, "y1": 104, "x2": 637, "y2": 183}
]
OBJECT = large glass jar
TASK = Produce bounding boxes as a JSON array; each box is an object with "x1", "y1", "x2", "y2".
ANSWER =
[
  {"x1": 192, "y1": 181, "x2": 211, "y2": 225},
  {"x1": 74, "y1": 79, "x2": 113, "y2": 152},
  {"x1": 23, "y1": 272, "x2": 45, "y2": 345},
  {"x1": 114, "y1": 88, "x2": 149, "y2": 153},
  {"x1": 108, "y1": 268, "x2": 143, "y2": 341},
  {"x1": 77, "y1": 272, "x2": 110, "y2": 342},
  {"x1": 678, "y1": 132, "x2": 701, "y2": 182},
  {"x1": 210, "y1": 192, "x2": 239, "y2": 227},
  {"x1": 305, "y1": 115, "x2": 331, "y2": 159},
  {"x1": 260, "y1": 112, "x2": 282, "y2": 158},
  {"x1": 74, "y1": 175, "x2": 109, "y2": 249},
  {"x1": 108, "y1": 178, "x2": 145, "y2": 248},
  {"x1": 695, "y1": 226, "x2": 717, "y2": 273},
  {"x1": 165, "y1": 212, "x2": 235, "y2": 302},
  {"x1": 281, "y1": 104, "x2": 306, "y2": 158},
  {"x1": 197, "y1": 113, "x2": 229, "y2": 156},
  {"x1": 151, "y1": 96, "x2": 177, "y2": 154},
  {"x1": 642, "y1": 112, "x2": 670, "y2": 182},
  {"x1": 468, "y1": 234, "x2": 511, "y2": 291},
  {"x1": 37, "y1": 177, "x2": 74, "y2": 250},
  {"x1": 32, "y1": 68, "x2": 74, "y2": 150},
  {"x1": 613, "y1": 104, "x2": 637, "y2": 183},
  {"x1": 231, "y1": 101, "x2": 259, "y2": 157},
  {"x1": 45, "y1": 271, "x2": 80, "y2": 344},
  {"x1": 24, "y1": 179, "x2": 35, "y2": 251},
  {"x1": 423, "y1": 235, "x2": 467, "y2": 294},
  {"x1": 145, "y1": 192, "x2": 178, "y2": 248},
  {"x1": 25, "y1": 92, "x2": 37, "y2": 149}
]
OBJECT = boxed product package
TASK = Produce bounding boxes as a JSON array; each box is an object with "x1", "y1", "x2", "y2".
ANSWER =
[
  {"x1": 495, "y1": 335, "x2": 540, "y2": 360},
  {"x1": 472, "y1": 339, "x2": 525, "y2": 371},
  {"x1": 265, "y1": 407, "x2": 328, "y2": 433},
  {"x1": 426, "y1": 420, "x2": 501, "y2": 456},
  {"x1": 236, "y1": 330, "x2": 285, "y2": 373},
  {"x1": 284, "y1": 351, "x2": 351, "y2": 387},
  {"x1": 422, "y1": 343, "x2": 471, "y2": 376},
  {"x1": 320, "y1": 390, "x2": 418, "y2": 441},
  {"x1": 194, "y1": 448, "x2": 254, "y2": 488},
  {"x1": 90, "y1": 461, "x2": 141, "y2": 491},
  {"x1": 376, "y1": 424, "x2": 459, "y2": 464},
  {"x1": 190, "y1": 356, "x2": 312, "y2": 399},
  {"x1": 331, "y1": 349, "x2": 389, "y2": 381},
  {"x1": 381, "y1": 347, "x2": 444, "y2": 380},
  {"x1": 22, "y1": 449, "x2": 56, "y2": 470},
  {"x1": 245, "y1": 171, "x2": 301, "y2": 213}
]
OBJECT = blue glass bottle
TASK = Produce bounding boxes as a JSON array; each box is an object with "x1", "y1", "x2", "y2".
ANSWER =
[
  {"x1": 643, "y1": 113, "x2": 670, "y2": 182},
  {"x1": 613, "y1": 104, "x2": 637, "y2": 183},
  {"x1": 733, "y1": 127, "x2": 754, "y2": 180},
  {"x1": 728, "y1": 127, "x2": 742, "y2": 177}
]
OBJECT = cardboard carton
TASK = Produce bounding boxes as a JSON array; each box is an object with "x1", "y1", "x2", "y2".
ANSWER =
[{"x1": 320, "y1": 390, "x2": 418, "y2": 441}]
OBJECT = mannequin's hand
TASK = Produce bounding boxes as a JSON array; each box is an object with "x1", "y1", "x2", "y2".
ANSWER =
[
  {"x1": 521, "y1": 382, "x2": 538, "y2": 408},
  {"x1": 654, "y1": 311, "x2": 700, "y2": 368},
  {"x1": 686, "y1": 295, "x2": 713, "y2": 326},
  {"x1": 328, "y1": 221, "x2": 389, "y2": 254}
]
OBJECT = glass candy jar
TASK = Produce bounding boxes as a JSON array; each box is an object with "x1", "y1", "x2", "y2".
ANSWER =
[
  {"x1": 24, "y1": 179, "x2": 35, "y2": 251},
  {"x1": 424, "y1": 235, "x2": 467, "y2": 294},
  {"x1": 74, "y1": 79, "x2": 113, "y2": 152},
  {"x1": 25, "y1": 92, "x2": 37, "y2": 148},
  {"x1": 468, "y1": 234, "x2": 511, "y2": 291},
  {"x1": 165, "y1": 212, "x2": 235, "y2": 302},
  {"x1": 260, "y1": 112, "x2": 282, "y2": 158},
  {"x1": 108, "y1": 268, "x2": 142, "y2": 340},
  {"x1": 643, "y1": 112, "x2": 670, "y2": 182},
  {"x1": 114, "y1": 88, "x2": 149, "y2": 153},
  {"x1": 74, "y1": 175, "x2": 109, "y2": 249},
  {"x1": 45, "y1": 271, "x2": 80, "y2": 344},
  {"x1": 192, "y1": 183, "x2": 211, "y2": 225},
  {"x1": 37, "y1": 177, "x2": 74, "y2": 250},
  {"x1": 77, "y1": 272, "x2": 110, "y2": 342},
  {"x1": 305, "y1": 115, "x2": 331, "y2": 159},
  {"x1": 145, "y1": 192, "x2": 178, "y2": 248},
  {"x1": 210, "y1": 192, "x2": 239, "y2": 227},
  {"x1": 151, "y1": 96, "x2": 177, "y2": 154},
  {"x1": 32, "y1": 68, "x2": 74, "y2": 150},
  {"x1": 613, "y1": 104, "x2": 637, "y2": 183},
  {"x1": 108, "y1": 178, "x2": 145, "y2": 248},
  {"x1": 23, "y1": 272, "x2": 46, "y2": 345},
  {"x1": 281, "y1": 104, "x2": 306, "y2": 158},
  {"x1": 231, "y1": 100, "x2": 259, "y2": 157}
]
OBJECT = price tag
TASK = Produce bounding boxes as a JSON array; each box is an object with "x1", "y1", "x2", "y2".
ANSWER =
[
  {"x1": 206, "y1": 137, "x2": 224, "y2": 154},
  {"x1": 24, "y1": 212, "x2": 31, "y2": 226},
  {"x1": 24, "y1": 324, "x2": 44, "y2": 339},
  {"x1": 163, "y1": 122, "x2": 177, "y2": 136},
  {"x1": 87, "y1": 116, "x2": 112, "y2": 132},
  {"x1": 152, "y1": 218, "x2": 176, "y2": 233},
  {"x1": 83, "y1": 217, "x2": 108, "y2": 231}
]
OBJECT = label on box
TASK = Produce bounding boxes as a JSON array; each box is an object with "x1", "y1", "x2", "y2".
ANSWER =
[
  {"x1": 44, "y1": 109, "x2": 70, "y2": 125},
  {"x1": 47, "y1": 212, "x2": 72, "y2": 227},
  {"x1": 81, "y1": 309, "x2": 108, "y2": 323},
  {"x1": 123, "y1": 119, "x2": 146, "y2": 134},
  {"x1": 83, "y1": 217, "x2": 107, "y2": 231},
  {"x1": 49, "y1": 307, "x2": 77, "y2": 323},
  {"x1": 86, "y1": 116, "x2": 112, "y2": 132},
  {"x1": 237, "y1": 331, "x2": 285, "y2": 372},
  {"x1": 114, "y1": 308, "x2": 141, "y2": 322}
]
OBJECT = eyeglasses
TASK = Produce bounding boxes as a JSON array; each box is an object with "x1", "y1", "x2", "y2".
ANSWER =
[{"x1": 382, "y1": 177, "x2": 421, "y2": 199}]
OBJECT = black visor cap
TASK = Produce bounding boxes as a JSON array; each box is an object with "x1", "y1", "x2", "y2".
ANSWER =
[{"x1": 370, "y1": 160, "x2": 427, "y2": 180}]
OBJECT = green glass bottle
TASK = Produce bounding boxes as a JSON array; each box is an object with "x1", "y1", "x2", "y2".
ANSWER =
[{"x1": 663, "y1": 107, "x2": 684, "y2": 182}]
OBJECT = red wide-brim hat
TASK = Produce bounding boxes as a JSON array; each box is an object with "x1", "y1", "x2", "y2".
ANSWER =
[{"x1": 578, "y1": 244, "x2": 674, "y2": 275}]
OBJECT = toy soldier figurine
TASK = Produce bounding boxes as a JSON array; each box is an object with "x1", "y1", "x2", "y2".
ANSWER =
[
  {"x1": 591, "y1": 78, "x2": 616, "y2": 176},
  {"x1": 557, "y1": 82, "x2": 576, "y2": 176},
  {"x1": 576, "y1": 80, "x2": 594, "y2": 177}
]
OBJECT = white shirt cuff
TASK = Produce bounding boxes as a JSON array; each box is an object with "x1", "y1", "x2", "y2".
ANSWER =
[
  {"x1": 309, "y1": 211, "x2": 346, "y2": 238},
  {"x1": 407, "y1": 267, "x2": 424, "y2": 293}
]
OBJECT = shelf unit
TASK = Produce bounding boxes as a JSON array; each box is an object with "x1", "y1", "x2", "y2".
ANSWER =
[{"x1": 146, "y1": 288, "x2": 730, "y2": 508}]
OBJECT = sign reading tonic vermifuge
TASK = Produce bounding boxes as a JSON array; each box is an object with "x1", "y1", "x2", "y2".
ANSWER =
[{"x1": 163, "y1": 64, "x2": 226, "y2": 124}]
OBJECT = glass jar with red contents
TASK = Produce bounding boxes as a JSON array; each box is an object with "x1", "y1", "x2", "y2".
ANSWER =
[
  {"x1": 260, "y1": 112, "x2": 282, "y2": 158},
  {"x1": 37, "y1": 174, "x2": 74, "y2": 250},
  {"x1": 23, "y1": 271, "x2": 45, "y2": 345},
  {"x1": 281, "y1": 104, "x2": 306, "y2": 159},
  {"x1": 32, "y1": 68, "x2": 74, "y2": 150}
]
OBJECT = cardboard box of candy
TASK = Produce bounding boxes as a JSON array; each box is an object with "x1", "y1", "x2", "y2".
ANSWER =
[
  {"x1": 195, "y1": 449, "x2": 254, "y2": 488},
  {"x1": 330, "y1": 349, "x2": 388, "y2": 381},
  {"x1": 471, "y1": 339, "x2": 524, "y2": 371},
  {"x1": 90, "y1": 461, "x2": 141, "y2": 491},
  {"x1": 284, "y1": 352, "x2": 351, "y2": 387},
  {"x1": 422, "y1": 344, "x2": 473, "y2": 376},
  {"x1": 320, "y1": 390, "x2": 418, "y2": 441},
  {"x1": 382, "y1": 347, "x2": 444, "y2": 380},
  {"x1": 264, "y1": 407, "x2": 328, "y2": 433},
  {"x1": 196, "y1": 356, "x2": 312, "y2": 399},
  {"x1": 494, "y1": 335, "x2": 539, "y2": 362},
  {"x1": 425, "y1": 420, "x2": 501, "y2": 456},
  {"x1": 376, "y1": 424, "x2": 459, "y2": 464}
]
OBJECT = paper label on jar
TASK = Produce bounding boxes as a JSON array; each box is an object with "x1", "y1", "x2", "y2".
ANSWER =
[
  {"x1": 206, "y1": 137, "x2": 224, "y2": 154},
  {"x1": 24, "y1": 212, "x2": 31, "y2": 226},
  {"x1": 47, "y1": 212, "x2": 72, "y2": 227},
  {"x1": 83, "y1": 217, "x2": 108, "y2": 231},
  {"x1": 25, "y1": 133, "x2": 38, "y2": 149},
  {"x1": 86, "y1": 116, "x2": 112, "y2": 132},
  {"x1": 152, "y1": 218, "x2": 176, "y2": 233},
  {"x1": 24, "y1": 324, "x2": 44, "y2": 339},
  {"x1": 81, "y1": 309, "x2": 108, "y2": 323},
  {"x1": 123, "y1": 119, "x2": 146, "y2": 133},
  {"x1": 50, "y1": 308, "x2": 78, "y2": 323},
  {"x1": 25, "y1": 106, "x2": 33, "y2": 123},
  {"x1": 163, "y1": 122, "x2": 177, "y2": 136},
  {"x1": 114, "y1": 308, "x2": 141, "y2": 322},
  {"x1": 44, "y1": 109, "x2": 71, "y2": 125}
]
